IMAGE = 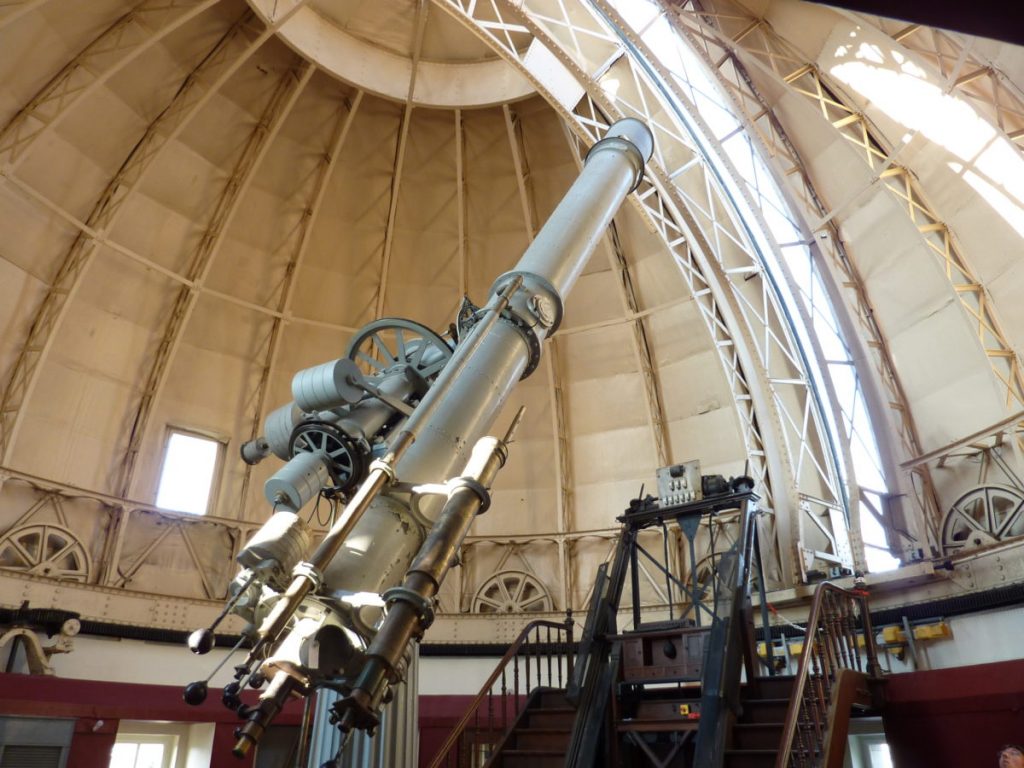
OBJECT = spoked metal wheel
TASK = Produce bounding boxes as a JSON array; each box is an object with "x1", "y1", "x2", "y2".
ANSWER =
[
  {"x1": 0, "y1": 523, "x2": 90, "y2": 581},
  {"x1": 941, "y1": 484, "x2": 1024, "y2": 554},
  {"x1": 345, "y1": 318, "x2": 452, "y2": 382},
  {"x1": 289, "y1": 421, "x2": 364, "y2": 492},
  {"x1": 473, "y1": 570, "x2": 552, "y2": 614}
]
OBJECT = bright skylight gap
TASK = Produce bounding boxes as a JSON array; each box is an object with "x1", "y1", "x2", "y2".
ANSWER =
[{"x1": 601, "y1": 0, "x2": 900, "y2": 570}]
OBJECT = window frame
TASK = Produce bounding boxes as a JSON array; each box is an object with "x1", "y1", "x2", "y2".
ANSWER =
[
  {"x1": 110, "y1": 722, "x2": 188, "y2": 768},
  {"x1": 154, "y1": 426, "x2": 226, "y2": 517}
]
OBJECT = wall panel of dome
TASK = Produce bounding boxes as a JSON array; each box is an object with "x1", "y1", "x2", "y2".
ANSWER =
[
  {"x1": 666, "y1": 405, "x2": 747, "y2": 477},
  {"x1": 14, "y1": 131, "x2": 114, "y2": 221},
  {"x1": 518, "y1": 100, "x2": 577, "y2": 218},
  {"x1": 571, "y1": 425, "x2": 658, "y2": 493},
  {"x1": 886, "y1": 303, "x2": 1008, "y2": 444},
  {"x1": 761, "y1": 0, "x2": 851, "y2": 64},
  {"x1": 295, "y1": 96, "x2": 401, "y2": 327},
  {"x1": 11, "y1": 355, "x2": 132, "y2": 491},
  {"x1": 108, "y1": 193, "x2": 207, "y2": 278},
  {"x1": 561, "y1": 322, "x2": 645, "y2": 381},
  {"x1": 977, "y1": 38, "x2": 1024, "y2": 86},
  {"x1": 46, "y1": 252, "x2": 176, "y2": 397},
  {"x1": 106, "y1": 12, "x2": 239, "y2": 123},
  {"x1": 574, "y1": 477, "x2": 652, "y2": 532},
  {"x1": 0, "y1": 2, "x2": 127, "y2": 126},
  {"x1": 461, "y1": 127, "x2": 532, "y2": 301},
  {"x1": 0, "y1": 185, "x2": 79, "y2": 282},
  {"x1": 645, "y1": 301, "x2": 716, "y2": 369},
  {"x1": 657, "y1": 348, "x2": 737, "y2": 425},
  {"x1": 480, "y1": 486, "x2": 560, "y2": 539},
  {"x1": 0, "y1": 263, "x2": 46, "y2": 383},
  {"x1": 565, "y1": 373, "x2": 648, "y2": 437},
  {"x1": 561, "y1": 269, "x2": 628, "y2": 329},
  {"x1": 381, "y1": 109, "x2": 462, "y2": 327}
]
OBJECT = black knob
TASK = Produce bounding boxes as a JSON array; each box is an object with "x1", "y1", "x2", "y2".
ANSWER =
[
  {"x1": 187, "y1": 628, "x2": 214, "y2": 655},
  {"x1": 222, "y1": 681, "x2": 242, "y2": 710},
  {"x1": 248, "y1": 673, "x2": 266, "y2": 689},
  {"x1": 183, "y1": 681, "x2": 208, "y2": 706}
]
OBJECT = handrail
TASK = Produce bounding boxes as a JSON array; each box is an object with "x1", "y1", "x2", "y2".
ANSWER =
[
  {"x1": 775, "y1": 582, "x2": 883, "y2": 768},
  {"x1": 427, "y1": 615, "x2": 574, "y2": 768}
]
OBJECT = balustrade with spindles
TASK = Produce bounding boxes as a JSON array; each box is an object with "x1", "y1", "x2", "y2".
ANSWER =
[
  {"x1": 428, "y1": 615, "x2": 575, "y2": 768},
  {"x1": 776, "y1": 583, "x2": 883, "y2": 768}
]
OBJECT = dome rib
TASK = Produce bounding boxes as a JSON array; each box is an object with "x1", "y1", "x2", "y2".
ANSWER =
[{"x1": 374, "y1": 0, "x2": 427, "y2": 319}]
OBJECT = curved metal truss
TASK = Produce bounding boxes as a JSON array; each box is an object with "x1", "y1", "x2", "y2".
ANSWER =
[
  {"x1": 655, "y1": 0, "x2": 941, "y2": 555},
  {"x1": 670, "y1": 0, "x2": 1024, "y2": 421},
  {"x1": 435, "y1": 0, "x2": 853, "y2": 581}
]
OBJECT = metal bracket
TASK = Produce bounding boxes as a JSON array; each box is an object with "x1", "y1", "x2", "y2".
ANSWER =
[
  {"x1": 291, "y1": 561, "x2": 323, "y2": 592},
  {"x1": 382, "y1": 586, "x2": 435, "y2": 631},
  {"x1": 350, "y1": 378, "x2": 415, "y2": 417},
  {"x1": 489, "y1": 270, "x2": 565, "y2": 378},
  {"x1": 448, "y1": 476, "x2": 492, "y2": 514}
]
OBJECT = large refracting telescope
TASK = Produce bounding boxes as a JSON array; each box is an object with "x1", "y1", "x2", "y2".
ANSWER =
[{"x1": 181, "y1": 119, "x2": 654, "y2": 761}]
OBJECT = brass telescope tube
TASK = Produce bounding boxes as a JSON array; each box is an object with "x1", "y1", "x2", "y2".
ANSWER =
[{"x1": 337, "y1": 408, "x2": 525, "y2": 731}]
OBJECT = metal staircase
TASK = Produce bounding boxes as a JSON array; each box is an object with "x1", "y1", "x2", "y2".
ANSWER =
[{"x1": 432, "y1": 490, "x2": 885, "y2": 768}]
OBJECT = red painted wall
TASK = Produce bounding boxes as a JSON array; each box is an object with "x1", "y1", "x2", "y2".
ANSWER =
[
  {"x1": 883, "y1": 659, "x2": 1024, "y2": 768},
  {"x1": 9, "y1": 661, "x2": 1024, "y2": 768},
  {"x1": 419, "y1": 695, "x2": 476, "y2": 766},
  {"x1": 69, "y1": 718, "x2": 119, "y2": 768},
  {"x1": 0, "y1": 673, "x2": 479, "y2": 767},
  {"x1": 0, "y1": 673, "x2": 305, "y2": 768}
]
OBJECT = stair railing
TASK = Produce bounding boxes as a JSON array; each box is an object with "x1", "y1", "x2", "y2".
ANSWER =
[
  {"x1": 427, "y1": 615, "x2": 575, "y2": 768},
  {"x1": 775, "y1": 582, "x2": 883, "y2": 768}
]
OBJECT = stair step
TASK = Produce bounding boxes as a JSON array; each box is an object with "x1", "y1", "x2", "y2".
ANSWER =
[
  {"x1": 724, "y1": 748, "x2": 778, "y2": 768},
  {"x1": 536, "y1": 689, "x2": 570, "y2": 708},
  {"x1": 526, "y1": 707, "x2": 576, "y2": 729},
  {"x1": 739, "y1": 698, "x2": 791, "y2": 724},
  {"x1": 500, "y1": 748, "x2": 567, "y2": 768},
  {"x1": 746, "y1": 674, "x2": 797, "y2": 700},
  {"x1": 513, "y1": 726, "x2": 572, "y2": 750},
  {"x1": 732, "y1": 723, "x2": 785, "y2": 750}
]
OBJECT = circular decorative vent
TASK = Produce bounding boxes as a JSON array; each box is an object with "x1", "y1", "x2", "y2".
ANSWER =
[
  {"x1": 0, "y1": 523, "x2": 91, "y2": 582},
  {"x1": 941, "y1": 485, "x2": 1024, "y2": 554},
  {"x1": 472, "y1": 570, "x2": 552, "y2": 614}
]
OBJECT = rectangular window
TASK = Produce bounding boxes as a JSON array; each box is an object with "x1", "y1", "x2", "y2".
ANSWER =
[
  {"x1": 155, "y1": 430, "x2": 222, "y2": 516},
  {"x1": 109, "y1": 733, "x2": 180, "y2": 768}
]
